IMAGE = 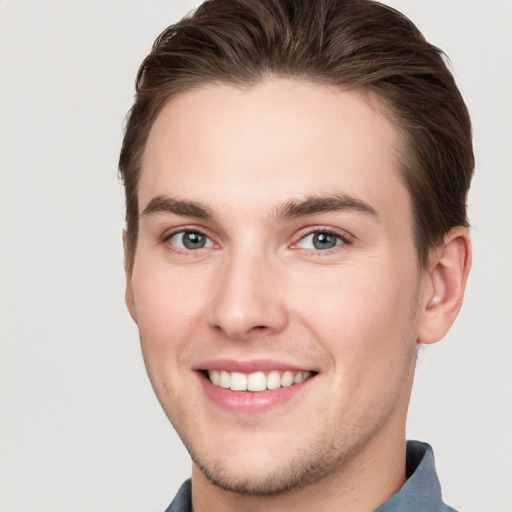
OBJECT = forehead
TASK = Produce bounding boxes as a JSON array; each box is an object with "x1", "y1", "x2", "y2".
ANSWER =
[{"x1": 139, "y1": 79, "x2": 409, "y2": 222}]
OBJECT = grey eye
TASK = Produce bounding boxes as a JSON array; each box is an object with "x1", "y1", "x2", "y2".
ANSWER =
[
  {"x1": 169, "y1": 231, "x2": 212, "y2": 250},
  {"x1": 300, "y1": 232, "x2": 343, "y2": 250}
]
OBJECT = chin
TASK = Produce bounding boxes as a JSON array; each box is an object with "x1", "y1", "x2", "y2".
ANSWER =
[
  {"x1": 186, "y1": 433, "x2": 352, "y2": 497},
  {"x1": 193, "y1": 456, "x2": 323, "y2": 497}
]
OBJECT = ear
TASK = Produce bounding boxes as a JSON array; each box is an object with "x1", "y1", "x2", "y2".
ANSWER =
[
  {"x1": 123, "y1": 230, "x2": 138, "y2": 324},
  {"x1": 417, "y1": 226, "x2": 472, "y2": 344}
]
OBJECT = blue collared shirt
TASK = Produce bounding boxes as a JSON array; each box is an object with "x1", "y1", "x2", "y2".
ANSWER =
[{"x1": 165, "y1": 441, "x2": 458, "y2": 512}]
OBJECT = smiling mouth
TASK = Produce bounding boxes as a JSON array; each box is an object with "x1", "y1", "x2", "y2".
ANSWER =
[{"x1": 203, "y1": 369, "x2": 316, "y2": 392}]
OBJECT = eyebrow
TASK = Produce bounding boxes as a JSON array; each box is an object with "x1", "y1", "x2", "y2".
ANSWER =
[
  {"x1": 142, "y1": 193, "x2": 377, "y2": 222},
  {"x1": 273, "y1": 194, "x2": 377, "y2": 221},
  {"x1": 142, "y1": 195, "x2": 215, "y2": 220}
]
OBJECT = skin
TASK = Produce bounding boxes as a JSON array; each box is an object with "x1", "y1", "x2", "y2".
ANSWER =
[{"x1": 125, "y1": 80, "x2": 471, "y2": 512}]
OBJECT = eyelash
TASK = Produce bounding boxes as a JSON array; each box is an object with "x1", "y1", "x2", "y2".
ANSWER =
[
  {"x1": 292, "y1": 227, "x2": 351, "y2": 253},
  {"x1": 161, "y1": 226, "x2": 217, "y2": 254},
  {"x1": 161, "y1": 226, "x2": 352, "y2": 254}
]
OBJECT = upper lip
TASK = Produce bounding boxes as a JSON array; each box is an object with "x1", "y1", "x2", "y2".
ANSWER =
[{"x1": 194, "y1": 358, "x2": 316, "y2": 373}]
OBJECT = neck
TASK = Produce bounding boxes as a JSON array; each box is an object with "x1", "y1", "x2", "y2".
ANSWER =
[{"x1": 190, "y1": 431, "x2": 407, "y2": 512}]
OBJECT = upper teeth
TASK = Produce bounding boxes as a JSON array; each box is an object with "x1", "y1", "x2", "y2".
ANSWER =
[{"x1": 207, "y1": 370, "x2": 312, "y2": 392}]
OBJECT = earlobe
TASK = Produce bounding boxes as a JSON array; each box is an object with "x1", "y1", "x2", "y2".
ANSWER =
[
  {"x1": 418, "y1": 226, "x2": 472, "y2": 344},
  {"x1": 123, "y1": 230, "x2": 138, "y2": 324}
]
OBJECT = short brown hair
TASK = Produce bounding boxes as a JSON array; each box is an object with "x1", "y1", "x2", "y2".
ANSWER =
[{"x1": 119, "y1": 0, "x2": 474, "y2": 270}]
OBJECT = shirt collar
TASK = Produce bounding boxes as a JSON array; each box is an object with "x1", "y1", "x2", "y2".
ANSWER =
[{"x1": 375, "y1": 440, "x2": 456, "y2": 512}]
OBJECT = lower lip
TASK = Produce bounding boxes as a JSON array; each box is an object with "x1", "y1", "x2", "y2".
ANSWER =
[{"x1": 198, "y1": 373, "x2": 315, "y2": 413}]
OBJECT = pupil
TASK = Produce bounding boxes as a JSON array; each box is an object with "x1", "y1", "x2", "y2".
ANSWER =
[
  {"x1": 183, "y1": 232, "x2": 206, "y2": 249},
  {"x1": 313, "y1": 232, "x2": 337, "y2": 250}
]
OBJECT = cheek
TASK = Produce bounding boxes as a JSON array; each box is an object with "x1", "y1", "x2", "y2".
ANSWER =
[
  {"x1": 131, "y1": 263, "x2": 208, "y2": 359},
  {"x1": 130, "y1": 265, "x2": 210, "y2": 415},
  {"x1": 293, "y1": 261, "x2": 420, "y2": 369},
  {"x1": 298, "y1": 268, "x2": 419, "y2": 419}
]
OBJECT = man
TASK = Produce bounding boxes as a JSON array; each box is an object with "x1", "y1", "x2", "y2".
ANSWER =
[{"x1": 119, "y1": 0, "x2": 473, "y2": 510}]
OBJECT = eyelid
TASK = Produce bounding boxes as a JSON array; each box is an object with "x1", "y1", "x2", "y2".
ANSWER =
[
  {"x1": 161, "y1": 225, "x2": 219, "y2": 250},
  {"x1": 162, "y1": 224, "x2": 209, "y2": 240},
  {"x1": 159, "y1": 224, "x2": 352, "y2": 252},
  {"x1": 291, "y1": 226, "x2": 353, "y2": 250}
]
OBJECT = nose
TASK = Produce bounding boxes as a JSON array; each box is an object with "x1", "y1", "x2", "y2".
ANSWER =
[{"x1": 208, "y1": 250, "x2": 289, "y2": 341}]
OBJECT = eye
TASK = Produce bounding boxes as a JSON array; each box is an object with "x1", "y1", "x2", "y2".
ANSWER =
[
  {"x1": 297, "y1": 231, "x2": 345, "y2": 251},
  {"x1": 167, "y1": 230, "x2": 214, "y2": 250}
]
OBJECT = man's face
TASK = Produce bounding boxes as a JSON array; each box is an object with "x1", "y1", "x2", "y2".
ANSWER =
[{"x1": 126, "y1": 80, "x2": 432, "y2": 495}]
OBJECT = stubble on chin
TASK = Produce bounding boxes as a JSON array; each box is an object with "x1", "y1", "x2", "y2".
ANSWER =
[
  {"x1": 188, "y1": 437, "x2": 352, "y2": 497},
  {"x1": 182, "y1": 408, "x2": 397, "y2": 499}
]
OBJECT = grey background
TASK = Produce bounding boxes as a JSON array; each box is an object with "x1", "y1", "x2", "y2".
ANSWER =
[{"x1": 1, "y1": 1, "x2": 511, "y2": 511}]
